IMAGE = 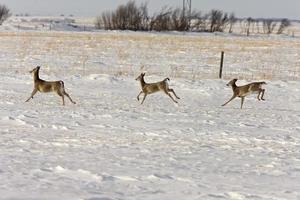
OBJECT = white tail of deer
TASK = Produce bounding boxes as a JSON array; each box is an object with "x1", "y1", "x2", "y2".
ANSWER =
[
  {"x1": 135, "y1": 73, "x2": 180, "y2": 104},
  {"x1": 25, "y1": 66, "x2": 76, "y2": 105},
  {"x1": 222, "y1": 78, "x2": 266, "y2": 109}
]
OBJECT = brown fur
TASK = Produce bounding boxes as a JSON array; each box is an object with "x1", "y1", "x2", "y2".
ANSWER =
[
  {"x1": 135, "y1": 73, "x2": 180, "y2": 104},
  {"x1": 222, "y1": 78, "x2": 266, "y2": 109},
  {"x1": 25, "y1": 66, "x2": 76, "y2": 105}
]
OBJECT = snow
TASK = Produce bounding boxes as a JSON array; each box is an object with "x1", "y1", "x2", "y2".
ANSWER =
[
  {"x1": 1, "y1": 16, "x2": 95, "y2": 32},
  {"x1": 0, "y1": 17, "x2": 300, "y2": 200}
]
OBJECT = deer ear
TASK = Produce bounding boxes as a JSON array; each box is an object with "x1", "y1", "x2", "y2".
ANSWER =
[{"x1": 142, "y1": 73, "x2": 145, "y2": 76}]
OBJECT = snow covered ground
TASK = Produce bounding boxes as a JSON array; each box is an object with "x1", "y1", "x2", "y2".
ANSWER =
[
  {"x1": 1, "y1": 73, "x2": 300, "y2": 200},
  {"x1": 0, "y1": 18, "x2": 300, "y2": 200}
]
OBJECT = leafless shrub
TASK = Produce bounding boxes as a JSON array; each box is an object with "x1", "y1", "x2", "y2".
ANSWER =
[
  {"x1": 171, "y1": 8, "x2": 189, "y2": 31},
  {"x1": 254, "y1": 19, "x2": 261, "y2": 33},
  {"x1": 239, "y1": 18, "x2": 260, "y2": 36},
  {"x1": 139, "y1": 2, "x2": 149, "y2": 31},
  {"x1": 95, "y1": 1, "x2": 149, "y2": 31},
  {"x1": 263, "y1": 19, "x2": 277, "y2": 34},
  {"x1": 0, "y1": 4, "x2": 11, "y2": 25},
  {"x1": 208, "y1": 10, "x2": 229, "y2": 32},
  {"x1": 228, "y1": 13, "x2": 237, "y2": 33},
  {"x1": 245, "y1": 17, "x2": 255, "y2": 36},
  {"x1": 95, "y1": 16, "x2": 103, "y2": 29},
  {"x1": 189, "y1": 10, "x2": 206, "y2": 31},
  {"x1": 150, "y1": 7, "x2": 189, "y2": 31},
  {"x1": 277, "y1": 18, "x2": 291, "y2": 34},
  {"x1": 98, "y1": 11, "x2": 113, "y2": 29},
  {"x1": 95, "y1": 1, "x2": 292, "y2": 36},
  {"x1": 150, "y1": 7, "x2": 172, "y2": 31}
]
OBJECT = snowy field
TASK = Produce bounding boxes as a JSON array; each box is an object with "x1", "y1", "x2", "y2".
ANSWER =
[{"x1": 0, "y1": 18, "x2": 300, "y2": 200}]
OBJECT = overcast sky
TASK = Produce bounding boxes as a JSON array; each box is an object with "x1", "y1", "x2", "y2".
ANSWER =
[{"x1": 1, "y1": 0, "x2": 300, "y2": 19}]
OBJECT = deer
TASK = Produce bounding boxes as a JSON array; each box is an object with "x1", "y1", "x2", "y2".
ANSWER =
[
  {"x1": 135, "y1": 73, "x2": 180, "y2": 104},
  {"x1": 25, "y1": 66, "x2": 76, "y2": 106},
  {"x1": 222, "y1": 78, "x2": 266, "y2": 109}
]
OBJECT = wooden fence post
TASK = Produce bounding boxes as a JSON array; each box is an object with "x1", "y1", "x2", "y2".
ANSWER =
[{"x1": 219, "y1": 51, "x2": 224, "y2": 79}]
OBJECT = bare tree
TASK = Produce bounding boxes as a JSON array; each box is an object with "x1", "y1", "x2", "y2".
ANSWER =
[
  {"x1": 150, "y1": 6, "x2": 172, "y2": 31},
  {"x1": 95, "y1": 1, "x2": 149, "y2": 31},
  {"x1": 254, "y1": 19, "x2": 261, "y2": 33},
  {"x1": 139, "y1": 2, "x2": 149, "y2": 31},
  {"x1": 208, "y1": 10, "x2": 229, "y2": 32},
  {"x1": 209, "y1": 10, "x2": 222, "y2": 32},
  {"x1": 0, "y1": 4, "x2": 11, "y2": 25},
  {"x1": 95, "y1": 1, "x2": 291, "y2": 35},
  {"x1": 245, "y1": 17, "x2": 254, "y2": 36},
  {"x1": 228, "y1": 12, "x2": 237, "y2": 33},
  {"x1": 95, "y1": 16, "x2": 102, "y2": 29},
  {"x1": 277, "y1": 18, "x2": 291, "y2": 34},
  {"x1": 201, "y1": 13, "x2": 211, "y2": 32},
  {"x1": 151, "y1": 6, "x2": 200, "y2": 31},
  {"x1": 189, "y1": 10, "x2": 205, "y2": 31},
  {"x1": 263, "y1": 19, "x2": 277, "y2": 34},
  {"x1": 171, "y1": 8, "x2": 189, "y2": 31}
]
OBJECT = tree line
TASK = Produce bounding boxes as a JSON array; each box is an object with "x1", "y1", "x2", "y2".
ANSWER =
[
  {"x1": 95, "y1": 1, "x2": 291, "y2": 36},
  {"x1": 0, "y1": 2, "x2": 292, "y2": 36}
]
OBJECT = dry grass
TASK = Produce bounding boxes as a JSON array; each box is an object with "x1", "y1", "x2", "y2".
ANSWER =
[{"x1": 0, "y1": 31, "x2": 299, "y2": 80}]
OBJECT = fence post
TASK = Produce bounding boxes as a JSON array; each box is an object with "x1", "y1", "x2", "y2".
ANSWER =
[{"x1": 219, "y1": 51, "x2": 224, "y2": 79}]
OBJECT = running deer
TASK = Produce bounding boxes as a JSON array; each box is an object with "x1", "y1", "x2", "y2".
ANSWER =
[
  {"x1": 135, "y1": 73, "x2": 180, "y2": 104},
  {"x1": 25, "y1": 66, "x2": 76, "y2": 105},
  {"x1": 222, "y1": 78, "x2": 266, "y2": 109}
]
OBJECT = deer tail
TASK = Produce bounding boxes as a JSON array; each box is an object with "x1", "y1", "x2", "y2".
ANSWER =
[{"x1": 59, "y1": 80, "x2": 65, "y2": 88}]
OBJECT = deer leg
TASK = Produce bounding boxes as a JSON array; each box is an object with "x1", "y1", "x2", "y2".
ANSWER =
[
  {"x1": 137, "y1": 91, "x2": 143, "y2": 101},
  {"x1": 222, "y1": 95, "x2": 236, "y2": 106},
  {"x1": 141, "y1": 94, "x2": 147, "y2": 104},
  {"x1": 25, "y1": 88, "x2": 38, "y2": 102},
  {"x1": 57, "y1": 91, "x2": 65, "y2": 106},
  {"x1": 257, "y1": 88, "x2": 265, "y2": 101},
  {"x1": 63, "y1": 91, "x2": 76, "y2": 104},
  {"x1": 241, "y1": 97, "x2": 245, "y2": 109},
  {"x1": 260, "y1": 89, "x2": 265, "y2": 101},
  {"x1": 164, "y1": 90, "x2": 178, "y2": 103},
  {"x1": 257, "y1": 90, "x2": 261, "y2": 101},
  {"x1": 168, "y1": 88, "x2": 180, "y2": 99}
]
